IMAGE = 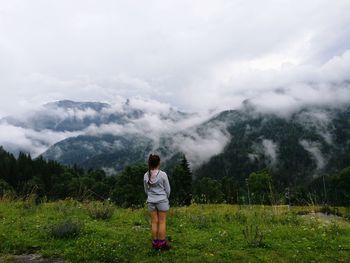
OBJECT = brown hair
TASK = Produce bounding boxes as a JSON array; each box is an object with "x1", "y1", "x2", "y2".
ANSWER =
[{"x1": 148, "y1": 154, "x2": 160, "y2": 185}]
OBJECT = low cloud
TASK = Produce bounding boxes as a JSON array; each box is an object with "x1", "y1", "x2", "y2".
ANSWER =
[
  {"x1": 83, "y1": 98, "x2": 230, "y2": 167},
  {"x1": 188, "y1": 49, "x2": 350, "y2": 116},
  {"x1": 296, "y1": 109, "x2": 334, "y2": 144},
  {"x1": 0, "y1": 121, "x2": 82, "y2": 157},
  {"x1": 299, "y1": 139, "x2": 326, "y2": 170},
  {"x1": 167, "y1": 122, "x2": 231, "y2": 168},
  {"x1": 262, "y1": 139, "x2": 278, "y2": 166},
  {"x1": 0, "y1": 97, "x2": 230, "y2": 168},
  {"x1": 251, "y1": 139, "x2": 279, "y2": 167}
]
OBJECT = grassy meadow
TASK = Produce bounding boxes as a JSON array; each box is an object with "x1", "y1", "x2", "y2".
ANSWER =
[{"x1": 0, "y1": 197, "x2": 349, "y2": 263}]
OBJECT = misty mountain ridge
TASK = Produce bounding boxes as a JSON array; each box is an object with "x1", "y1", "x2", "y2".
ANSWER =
[
  {"x1": 194, "y1": 101, "x2": 350, "y2": 186},
  {"x1": 0, "y1": 98, "x2": 200, "y2": 158},
  {"x1": 1, "y1": 99, "x2": 350, "y2": 186},
  {"x1": 1, "y1": 99, "x2": 195, "y2": 132}
]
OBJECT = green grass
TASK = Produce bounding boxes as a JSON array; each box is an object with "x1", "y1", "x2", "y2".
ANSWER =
[{"x1": 0, "y1": 198, "x2": 349, "y2": 263}]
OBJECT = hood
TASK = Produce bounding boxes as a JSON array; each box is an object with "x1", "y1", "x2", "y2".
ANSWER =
[{"x1": 148, "y1": 169, "x2": 161, "y2": 184}]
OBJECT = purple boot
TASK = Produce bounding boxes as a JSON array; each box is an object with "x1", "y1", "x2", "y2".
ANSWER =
[
  {"x1": 152, "y1": 239, "x2": 159, "y2": 249},
  {"x1": 158, "y1": 239, "x2": 171, "y2": 250}
]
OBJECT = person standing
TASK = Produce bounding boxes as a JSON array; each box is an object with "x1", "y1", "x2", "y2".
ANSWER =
[{"x1": 143, "y1": 154, "x2": 171, "y2": 250}]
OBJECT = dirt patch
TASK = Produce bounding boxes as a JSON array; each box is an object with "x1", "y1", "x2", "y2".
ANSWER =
[{"x1": 0, "y1": 254, "x2": 66, "y2": 263}]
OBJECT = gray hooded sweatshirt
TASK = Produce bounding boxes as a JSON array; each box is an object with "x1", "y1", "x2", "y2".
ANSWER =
[{"x1": 143, "y1": 169, "x2": 171, "y2": 203}]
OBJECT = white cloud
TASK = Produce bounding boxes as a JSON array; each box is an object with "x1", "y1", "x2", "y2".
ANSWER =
[
  {"x1": 0, "y1": 96, "x2": 225, "y2": 167},
  {"x1": 170, "y1": 123, "x2": 232, "y2": 167},
  {"x1": 251, "y1": 139, "x2": 278, "y2": 167},
  {"x1": 0, "y1": 0, "x2": 349, "y2": 116},
  {"x1": 296, "y1": 109, "x2": 334, "y2": 144},
  {"x1": 299, "y1": 139, "x2": 326, "y2": 170},
  {"x1": 262, "y1": 139, "x2": 278, "y2": 166},
  {"x1": 187, "y1": 49, "x2": 350, "y2": 115},
  {"x1": 0, "y1": 121, "x2": 82, "y2": 157}
]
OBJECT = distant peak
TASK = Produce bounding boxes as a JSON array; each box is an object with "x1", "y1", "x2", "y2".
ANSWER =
[{"x1": 44, "y1": 100, "x2": 110, "y2": 110}]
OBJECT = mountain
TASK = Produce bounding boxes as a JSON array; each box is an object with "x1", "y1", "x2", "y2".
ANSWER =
[
  {"x1": 42, "y1": 100, "x2": 350, "y2": 186},
  {"x1": 0, "y1": 99, "x2": 200, "y2": 174},
  {"x1": 1, "y1": 99, "x2": 191, "y2": 132},
  {"x1": 0, "y1": 99, "x2": 145, "y2": 156},
  {"x1": 43, "y1": 133, "x2": 154, "y2": 173},
  {"x1": 193, "y1": 101, "x2": 350, "y2": 187},
  {"x1": 2, "y1": 99, "x2": 350, "y2": 186}
]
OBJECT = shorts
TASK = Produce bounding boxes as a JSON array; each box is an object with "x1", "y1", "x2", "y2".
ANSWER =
[{"x1": 147, "y1": 199, "x2": 170, "y2": 212}]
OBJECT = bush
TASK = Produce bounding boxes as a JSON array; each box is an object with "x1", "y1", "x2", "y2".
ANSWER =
[
  {"x1": 48, "y1": 218, "x2": 83, "y2": 239},
  {"x1": 242, "y1": 223, "x2": 264, "y2": 247},
  {"x1": 86, "y1": 200, "x2": 115, "y2": 220}
]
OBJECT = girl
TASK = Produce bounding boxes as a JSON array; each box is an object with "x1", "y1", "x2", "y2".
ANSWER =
[{"x1": 143, "y1": 154, "x2": 171, "y2": 250}]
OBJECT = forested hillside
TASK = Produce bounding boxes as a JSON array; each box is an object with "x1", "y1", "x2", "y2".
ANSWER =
[
  {"x1": 1, "y1": 146, "x2": 350, "y2": 206},
  {"x1": 194, "y1": 102, "x2": 350, "y2": 188}
]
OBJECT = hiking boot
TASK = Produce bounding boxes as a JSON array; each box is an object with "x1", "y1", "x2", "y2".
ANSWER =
[
  {"x1": 158, "y1": 239, "x2": 171, "y2": 250},
  {"x1": 152, "y1": 239, "x2": 159, "y2": 249}
]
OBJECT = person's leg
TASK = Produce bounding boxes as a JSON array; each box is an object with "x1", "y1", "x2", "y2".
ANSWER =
[
  {"x1": 150, "y1": 211, "x2": 159, "y2": 240},
  {"x1": 158, "y1": 211, "x2": 167, "y2": 240}
]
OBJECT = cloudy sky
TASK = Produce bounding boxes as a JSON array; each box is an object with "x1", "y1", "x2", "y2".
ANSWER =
[{"x1": 1, "y1": 0, "x2": 350, "y2": 117}]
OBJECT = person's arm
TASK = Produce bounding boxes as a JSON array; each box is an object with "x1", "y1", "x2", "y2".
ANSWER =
[
  {"x1": 143, "y1": 175, "x2": 148, "y2": 195},
  {"x1": 163, "y1": 172, "x2": 171, "y2": 198}
]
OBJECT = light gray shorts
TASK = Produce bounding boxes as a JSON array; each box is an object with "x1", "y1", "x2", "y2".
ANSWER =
[{"x1": 147, "y1": 199, "x2": 170, "y2": 212}]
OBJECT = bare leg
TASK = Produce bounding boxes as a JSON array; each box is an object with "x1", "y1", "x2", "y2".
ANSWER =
[
  {"x1": 158, "y1": 211, "x2": 167, "y2": 240},
  {"x1": 150, "y1": 211, "x2": 158, "y2": 240}
]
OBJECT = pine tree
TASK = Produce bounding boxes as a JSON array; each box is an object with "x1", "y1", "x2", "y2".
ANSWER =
[
  {"x1": 181, "y1": 154, "x2": 192, "y2": 205},
  {"x1": 170, "y1": 154, "x2": 193, "y2": 206}
]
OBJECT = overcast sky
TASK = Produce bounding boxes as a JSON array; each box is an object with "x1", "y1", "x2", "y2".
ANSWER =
[{"x1": 1, "y1": 0, "x2": 350, "y2": 117}]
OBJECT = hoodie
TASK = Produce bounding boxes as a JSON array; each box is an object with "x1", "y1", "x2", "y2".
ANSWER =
[{"x1": 143, "y1": 169, "x2": 171, "y2": 203}]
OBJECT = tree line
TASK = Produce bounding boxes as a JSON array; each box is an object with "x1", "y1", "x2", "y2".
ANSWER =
[{"x1": 0, "y1": 146, "x2": 349, "y2": 207}]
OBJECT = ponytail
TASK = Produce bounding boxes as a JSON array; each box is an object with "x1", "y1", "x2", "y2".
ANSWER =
[{"x1": 148, "y1": 153, "x2": 161, "y2": 186}]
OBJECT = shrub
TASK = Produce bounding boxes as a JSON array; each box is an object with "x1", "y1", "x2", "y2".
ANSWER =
[
  {"x1": 48, "y1": 218, "x2": 83, "y2": 239},
  {"x1": 242, "y1": 223, "x2": 264, "y2": 247},
  {"x1": 86, "y1": 200, "x2": 115, "y2": 220}
]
